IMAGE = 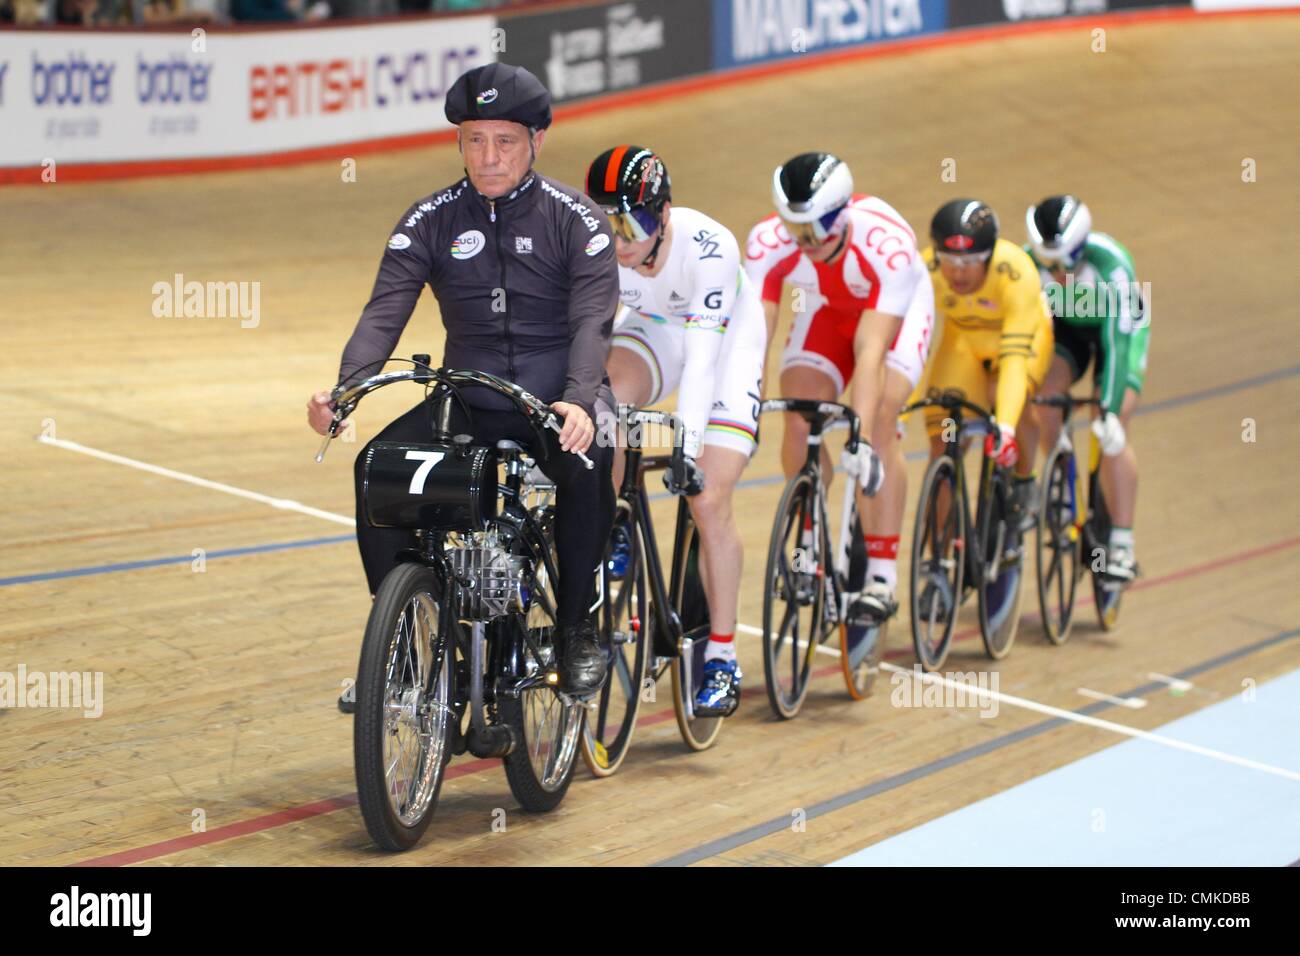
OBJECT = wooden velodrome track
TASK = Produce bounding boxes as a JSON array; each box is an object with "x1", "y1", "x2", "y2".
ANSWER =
[{"x1": 3, "y1": 11, "x2": 1298, "y2": 867}]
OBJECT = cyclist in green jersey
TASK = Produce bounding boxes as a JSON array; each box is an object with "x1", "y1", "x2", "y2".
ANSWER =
[{"x1": 1025, "y1": 196, "x2": 1148, "y2": 582}]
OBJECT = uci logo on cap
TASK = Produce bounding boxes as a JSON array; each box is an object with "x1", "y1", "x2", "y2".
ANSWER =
[{"x1": 476, "y1": 88, "x2": 499, "y2": 106}]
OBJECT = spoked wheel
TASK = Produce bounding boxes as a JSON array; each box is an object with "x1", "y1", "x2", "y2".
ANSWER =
[
  {"x1": 1036, "y1": 446, "x2": 1080, "y2": 645},
  {"x1": 581, "y1": 504, "x2": 650, "y2": 777},
  {"x1": 671, "y1": 528, "x2": 724, "y2": 750},
  {"x1": 910, "y1": 455, "x2": 964, "y2": 671},
  {"x1": 976, "y1": 469, "x2": 1025, "y2": 660},
  {"x1": 1088, "y1": 472, "x2": 1124, "y2": 631},
  {"x1": 354, "y1": 562, "x2": 455, "y2": 851},
  {"x1": 500, "y1": 534, "x2": 584, "y2": 811},
  {"x1": 762, "y1": 472, "x2": 829, "y2": 718}
]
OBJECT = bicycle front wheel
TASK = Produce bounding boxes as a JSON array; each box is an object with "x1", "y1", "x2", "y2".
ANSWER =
[
  {"x1": 354, "y1": 562, "x2": 455, "y2": 852},
  {"x1": 581, "y1": 503, "x2": 650, "y2": 777},
  {"x1": 762, "y1": 471, "x2": 828, "y2": 718},
  {"x1": 910, "y1": 455, "x2": 964, "y2": 671},
  {"x1": 1036, "y1": 445, "x2": 1080, "y2": 645}
]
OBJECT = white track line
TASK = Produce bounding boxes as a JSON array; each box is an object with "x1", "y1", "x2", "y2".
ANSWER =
[
  {"x1": 1077, "y1": 687, "x2": 1148, "y2": 709},
  {"x1": 880, "y1": 661, "x2": 1300, "y2": 783},
  {"x1": 1148, "y1": 672, "x2": 1194, "y2": 692},
  {"x1": 37, "y1": 435, "x2": 355, "y2": 527},
  {"x1": 736, "y1": 621, "x2": 841, "y2": 657}
]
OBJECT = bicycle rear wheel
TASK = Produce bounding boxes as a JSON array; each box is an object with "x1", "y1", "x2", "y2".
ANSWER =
[
  {"x1": 1036, "y1": 446, "x2": 1080, "y2": 645},
  {"x1": 354, "y1": 562, "x2": 455, "y2": 851},
  {"x1": 762, "y1": 471, "x2": 828, "y2": 718},
  {"x1": 500, "y1": 530, "x2": 584, "y2": 811},
  {"x1": 671, "y1": 527, "x2": 724, "y2": 750},
  {"x1": 1088, "y1": 468, "x2": 1124, "y2": 631},
  {"x1": 910, "y1": 455, "x2": 964, "y2": 671},
  {"x1": 976, "y1": 467, "x2": 1025, "y2": 660},
  {"x1": 581, "y1": 503, "x2": 650, "y2": 777}
]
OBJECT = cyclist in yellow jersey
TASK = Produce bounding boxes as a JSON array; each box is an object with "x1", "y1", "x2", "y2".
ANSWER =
[{"x1": 921, "y1": 199, "x2": 1053, "y2": 527}]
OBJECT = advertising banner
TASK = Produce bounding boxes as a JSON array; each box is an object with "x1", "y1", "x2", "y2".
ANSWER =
[
  {"x1": 711, "y1": 0, "x2": 948, "y2": 70},
  {"x1": 499, "y1": 0, "x2": 713, "y2": 105},
  {"x1": 0, "y1": 16, "x2": 496, "y2": 168},
  {"x1": 947, "y1": 0, "x2": 1192, "y2": 30}
]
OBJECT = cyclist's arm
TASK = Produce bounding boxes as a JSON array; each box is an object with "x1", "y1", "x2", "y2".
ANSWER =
[
  {"x1": 677, "y1": 241, "x2": 742, "y2": 458},
  {"x1": 1097, "y1": 264, "x2": 1137, "y2": 416},
  {"x1": 994, "y1": 263, "x2": 1048, "y2": 428},
  {"x1": 337, "y1": 209, "x2": 435, "y2": 389},
  {"x1": 561, "y1": 212, "x2": 619, "y2": 421}
]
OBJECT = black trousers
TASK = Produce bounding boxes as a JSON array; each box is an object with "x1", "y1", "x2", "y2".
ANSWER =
[{"x1": 353, "y1": 401, "x2": 614, "y2": 626}]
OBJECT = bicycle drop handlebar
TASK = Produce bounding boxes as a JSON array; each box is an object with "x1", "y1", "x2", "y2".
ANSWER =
[
  {"x1": 315, "y1": 361, "x2": 595, "y2": 470},
  {"x1": 902, "y1": 389, "x2": 999, "y2": 433},
  {"x1": 758, "y1": 398, "x2": 863, "y2": 451}
]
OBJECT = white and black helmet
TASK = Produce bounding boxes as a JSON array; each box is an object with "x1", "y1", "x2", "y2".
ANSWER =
[
  {"x1": 773, "y1": 152, "x2": 854, "y2": 244},
  {"x1": 1026, "y1": 195, "x2": 1092, "y2": 268}
]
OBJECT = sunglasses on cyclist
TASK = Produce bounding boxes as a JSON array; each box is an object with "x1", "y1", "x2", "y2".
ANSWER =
[
  {"x1": 779, "y1": 206, "x2": 845, "y2": 247},
  {"x1": 936, "y1": 249, "x2": 993, "y2": 268},
  {"x1": 605, "y1": 206, "x2": 662, "y2": 243}
]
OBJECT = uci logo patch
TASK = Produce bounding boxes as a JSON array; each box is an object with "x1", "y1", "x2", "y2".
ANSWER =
[
  {"x1": 451, "y1": 230, "x2": 486, "y2": 260},
  {"x1": 388, "y1": 233, "x2": 411, "y2": 251},
  {"x1": 476, "y1": 88, "x2": 498, "y2": 106},
  {"x1": 585, "y1": 234, "x2": 610, "y2": 256}
]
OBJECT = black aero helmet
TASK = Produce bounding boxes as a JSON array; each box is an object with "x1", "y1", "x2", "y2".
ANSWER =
[
  {"x1": 585, "y1": 145, "x2": 671, "y2": 242},
  {"x1": 1026, "y1": 195, "x2": 1092, "y2": 268},
  {"x1": 444, "y1": 62, "x2": 552, "y2": 130},
  {"x1": 930, "y1": 199, "x2": 999, "y2": 256},
  {"x1": 772, "y1": 152, "x2": 853, "y2": 245}
]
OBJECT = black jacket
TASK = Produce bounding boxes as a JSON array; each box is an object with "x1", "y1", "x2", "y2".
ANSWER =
[{"x1": 338, "y1": 171, "x2": 619, "y2": 419}]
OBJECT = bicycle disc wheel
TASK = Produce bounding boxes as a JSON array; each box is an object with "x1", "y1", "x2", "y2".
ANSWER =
[
  {"x1": 671, "y1": 528, "x2": 724, "y2": 750},
  {"x1": 762, "y1": 472, "x2": 828, "y2": 718},
  {"x1": 581, "y1": 503, "x2": 650, "y2": 777},
  {"x1": 1089, "y1": 470, "x2": 1124, "y2": 631},
  {"x1": 910, "y1": 455, "x2": 964, "y2": 671},
  {"x1": 500, "y1": 531, "x2": 584, "y2": 812},
  {"x1": 976, "y1": 469, "x2": 1025, "y2": 660},
  {"x1": 1036, "y1": 446, "x2": 1080, "y2": 645},
  {"x1": 354, "y1": 562, "x2": 455, "y2": 851}
]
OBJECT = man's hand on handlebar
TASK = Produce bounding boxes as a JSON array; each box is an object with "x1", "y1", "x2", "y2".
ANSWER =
[
  {"x1": 551, "y1": 401, "x2": 595, "y2": 454},
  {"x1": 307, "y1": 390, "x2": 347, "y2": 437}
]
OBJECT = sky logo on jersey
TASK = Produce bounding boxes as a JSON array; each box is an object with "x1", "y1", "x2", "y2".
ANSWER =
[
  {"x1": 585, "y1": 234, "x2": 610, "y2": 256},
  {"x1": 451, "y1": 230, "x2": 485, "y2": 259},
  {"x1": 388, "y1": 234, "x2": 411, "y2": 250}
]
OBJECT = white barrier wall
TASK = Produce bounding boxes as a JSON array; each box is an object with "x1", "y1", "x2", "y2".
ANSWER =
[{"x1": 0, "y1": 17, "x2": 496, "y2": 168}]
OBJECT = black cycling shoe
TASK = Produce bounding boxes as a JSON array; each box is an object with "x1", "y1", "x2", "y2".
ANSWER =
[
  {"x1": 338, "y1": 688, "x2": 356, "y2": 714},
  {"x1": 557, "y1": 620, "x2": 608, "y2": 696}
]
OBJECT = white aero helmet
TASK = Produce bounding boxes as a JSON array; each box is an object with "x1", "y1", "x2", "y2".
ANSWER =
[
  {"x1": 773, "y1": 152, "x2": 854, "y2": 245},
  {"x1": 1026, "y1": 195, "x2": 1092, "y2": 268}
]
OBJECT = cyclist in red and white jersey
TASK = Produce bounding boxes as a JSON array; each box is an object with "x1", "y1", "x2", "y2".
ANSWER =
[{"x1": 744, "y1": 153, "x2": 933, "y2": 626}]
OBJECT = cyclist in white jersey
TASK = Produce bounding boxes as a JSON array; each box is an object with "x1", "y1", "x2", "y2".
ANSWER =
[
  {"x1": 585, "y1": 146, "x2": 767, "y2": 718},
  {"x1": 744, "y1": 153, "x2": 933, "y2": 627}
]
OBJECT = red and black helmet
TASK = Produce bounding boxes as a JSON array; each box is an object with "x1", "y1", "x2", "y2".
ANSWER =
[
  {"x1": 585, "y1": 146, "x2": 672, "y2": 242},
  {"x1": 930, "y1": 199, "x2": 999, "y2": 256}
]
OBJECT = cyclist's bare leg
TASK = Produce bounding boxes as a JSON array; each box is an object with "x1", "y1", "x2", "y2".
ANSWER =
[
  {"x1": 780, "y1": 365, "x2": 836, "y2": 480},
  {"x1": 688, "y1": 445, "x2": 749, "y2": 636},
  {"x1": 1014, "y1": 392, "x2": 1040, "y2": 479},
  {"x1": 1035, "y1": 356, "x2": 1074, "y2": 455},
  {"x1": 1100, "y1": 387, "x2": 1140, "y2": 528},
  {"x1": 606, "y1": 345, "x2": 654, "y2": 492},
  {"x1": 863, "y1": 367, "x2": 912, "y2": 541}
]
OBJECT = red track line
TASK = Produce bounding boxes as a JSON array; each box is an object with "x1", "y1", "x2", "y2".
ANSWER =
[
  {"x1": 6, "y1": 6, "x2": 1297, "y2": 185},
  {"x1": 66, "y1": 531, "x2": 1300, "y2": 866}
]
